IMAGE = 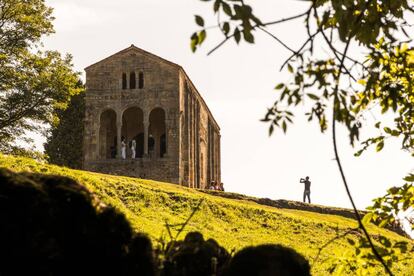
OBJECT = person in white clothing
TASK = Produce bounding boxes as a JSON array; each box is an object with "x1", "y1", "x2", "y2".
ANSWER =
[{"x1": 121, "y1": 138, "x2": 126, "y2": 159}]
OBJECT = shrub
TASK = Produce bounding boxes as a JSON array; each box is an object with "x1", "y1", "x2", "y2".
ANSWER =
[
  {"x1": 0, "y1": 168, "x2": 154, "y2": 275},
  {"x1": 224, "y1": 244, "x2": 310, "y2": 276}
]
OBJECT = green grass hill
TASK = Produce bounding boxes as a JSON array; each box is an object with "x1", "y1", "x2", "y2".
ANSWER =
[{"x1": 0, "y1": 154, "x2": 412, "y2": 275}]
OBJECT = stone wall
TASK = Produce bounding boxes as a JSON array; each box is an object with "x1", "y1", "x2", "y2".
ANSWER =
[
  {"x1": 179, "y1": 72, "x2": 221, "y2": 189},
  {"x1": 85, "y1": 159, "x2": 179, "y2": 184}
]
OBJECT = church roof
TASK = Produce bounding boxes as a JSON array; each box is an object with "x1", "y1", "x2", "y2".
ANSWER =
[{"x1": 84, "y1": 44, "x2": 181, "y2": 71}]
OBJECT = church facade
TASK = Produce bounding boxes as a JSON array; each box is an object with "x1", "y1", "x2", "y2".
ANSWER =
[{"x1": 83, "y1": 45, "x2": 221, "y2": 189}]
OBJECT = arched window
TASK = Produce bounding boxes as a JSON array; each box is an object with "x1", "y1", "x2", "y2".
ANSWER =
[
  {"x1": 122, "y1": 73, "x2": 127, "y2": 89},
  {"x1": 138, "y1": 72, "x2": 144, "y2": 89},
  {"x1": 129, "y1": 72, "x2": 136, "y2": 89}
]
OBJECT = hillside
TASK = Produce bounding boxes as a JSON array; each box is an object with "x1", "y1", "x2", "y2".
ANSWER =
[{"x1": 1, "y1": 154, "x2": 413, "y2": 275}]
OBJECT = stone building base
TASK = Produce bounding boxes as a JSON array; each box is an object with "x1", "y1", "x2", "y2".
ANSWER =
[{"x1": 84, "y1": 158, "x2": 179, "y2": 184}]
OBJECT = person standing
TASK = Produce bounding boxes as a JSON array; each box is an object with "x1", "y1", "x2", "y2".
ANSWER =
[
  {"x1": 300, "y1": 176, "x2": 311, "y2": 203},
  {"x1": 121, "y1": 138, "x2": 126, "y2": 159}
]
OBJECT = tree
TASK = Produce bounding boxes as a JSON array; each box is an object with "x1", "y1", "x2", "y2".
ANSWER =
[
  {"x1": 190, "y1": 0, "x2": 414, "y2": 274},
  {"x1": 44, "y1": 88, "x2": 85, "y2": 169},
  {"x1": 0, "y1": 0, "x2": 80, "y2": 151}
]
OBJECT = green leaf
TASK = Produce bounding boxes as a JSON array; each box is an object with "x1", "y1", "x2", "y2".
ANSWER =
[
  {"x1": 269, "y1": 124, "x2": 274, "y2": 136},
  {"x1": 282, "y1": 120, "x2": 287, "y2": 133},
  {"x1": 222, "y1": 2, "x2": 232, "y2": 16},
  {"x1": 287, "y1": 63, "x2": 293, "y2": 73},
  {"x1": 198, "y1": 30, "x2": 207, "y2": 44},
  {"x1": 362, "y1": 213, "x2": 373, "y2": 224},
  {"x1": 234, "y1": 28, "x2": 241, "y2": 44},
  {"x1": 403, "y1": 174, "x2": 414, "y2": 182},
  {"x1": 376, "y1": 140, "x2": 384, "y2": 152},
  {"x1": 195, "y1": 15, "x2": 204, "y2": 27},
  {"x1": 354, "y1": 149, "x2": 363, "y2": 157},
  {"x1": 275, "y1": 83, "x2": 284, "y2": 90},
  {"x1": 190, "y1": 32, "x2": 198, "y2": 52},
  {"x1": 223, "y1": 22, "x2": 230, "y2": 36},
  {"x1": 379, "y1": 219, "x2": 389, "y2": 228},
  {"x1": 243, "y1": 29, "x2": 254, "y2": 43},
  {"x1": 307, "y1": 93, "x2": 319, "y2": 101},
  {"x1": 213, "y1": 0, "x2": 221, "y2": 13}
]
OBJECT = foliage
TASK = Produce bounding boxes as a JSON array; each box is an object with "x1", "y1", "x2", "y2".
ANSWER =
[
  {"x1": 0, "y1": 0, "x2": 80, "y2": 151},
  {"x1": 0, "y1": 145, "x2": 47, "y2": 162},
  {"x1": 365, "y1": 177, "x2": 414, "y2": 232},
  {"x1": 0, "y1": 167, "x2": 155, "y2": 275},
  {"x1": 160, "y1": 231, "x2": 231, "y2": 276},
  {"x1": 225, "y1": 244, "x2": 311, "y2": 276},
  {"x1": 330, "y1": 234, "x2": 412, "y2": 275},
  {"x1": 44, "y1": 88, "x2": 85, "y2": 169},
  {"x1": 1, "y1": 154, "x2": 413, "y2": 275},
  {"x1": 190, "y1": 0, "x2": 414, "y2": 274}
]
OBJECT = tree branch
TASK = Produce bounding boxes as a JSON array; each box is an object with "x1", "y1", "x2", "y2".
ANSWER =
[
  {"x1": 258, "y1": 26, "x2": 297, "y2": 54},
  {"x1": 330, "y1": 0, "x2": 393, "y2": 273},
  {"x1": 207, "y1": 9, "x2": 311, "y2": 56}
]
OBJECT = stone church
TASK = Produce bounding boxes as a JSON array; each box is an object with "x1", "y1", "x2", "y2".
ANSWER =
[{"x1": 83, "y1": 45, "x2": 221, "y2": 189}]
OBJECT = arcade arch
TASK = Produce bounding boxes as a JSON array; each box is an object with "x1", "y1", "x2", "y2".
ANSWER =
[
  {"x1": 99, "y1": 109, "x2": 117, "y2": 159},
  {"x1": 149, "y1": 108, "x2": 167, "y2": 158},
  {"x1": 121, "y1": 107, "x2": 144, "y2": 158}
]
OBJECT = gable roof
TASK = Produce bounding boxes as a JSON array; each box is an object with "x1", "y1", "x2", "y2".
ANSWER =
[{"x1": 84, "y1": 44, "x2": 181, "y2": 71}]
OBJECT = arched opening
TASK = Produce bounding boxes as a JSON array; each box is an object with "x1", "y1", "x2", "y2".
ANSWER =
[
  {"x1": 132, "y1": 132, "x2": 144, "y2": 158},
  {"x1": 148, "y1": 136, "x2": 155, "y2": 153},
  {"x1": 122, "y1": 73, "x2": 127, "y2": 90},
  {"x1": 138, "y1": 72, "x2": 144, "y2": 89},
  {"x1": 121, "y1": 107, "x2": 144, "y2": 158},
  {"x1": 99, "y1": 109, "x2": 117, "y2": 159},
  {"x1": 149, "y1": 108, "x2": 166, "y2": 158},
  {"x1": 129, "y1": 72, "x2": 136, "y2": 89}
]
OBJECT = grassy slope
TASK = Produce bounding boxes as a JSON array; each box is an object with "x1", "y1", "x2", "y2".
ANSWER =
[{"x1": 1, "y1": 154, "x2": 412, "y2": 275}]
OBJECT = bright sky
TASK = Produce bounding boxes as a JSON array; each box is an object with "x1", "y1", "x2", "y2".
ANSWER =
[{"x1": 40, "y1": 0, "x2": 413, "y2": 210}]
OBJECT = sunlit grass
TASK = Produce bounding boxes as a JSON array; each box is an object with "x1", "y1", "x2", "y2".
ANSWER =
[{"x1": 1, "y1": 154, "x2": 412, "y2": 275}]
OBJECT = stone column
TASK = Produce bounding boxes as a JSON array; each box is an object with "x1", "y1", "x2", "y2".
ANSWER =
[
  {"x1": 190, "y1": 95, "x2": 194, "y2": 188},
  {"x1": 164, "y1": 114, "x2": 170, "y2": 158},
  {"x1": 143, "y1": 121, "x2": 149, "y2": 157},
  {"x1": 218, "y1": 133, "x2": 221, "y2": 183},
  {"x1": 126, "y1": 72, "x2": 129, "y2": 89},
  {"x1": 94, "y1": 110, "x2": 100, "y2": 160},
  {"x1": 116, "y1": 121, "x2": 122, "y2": 159}
]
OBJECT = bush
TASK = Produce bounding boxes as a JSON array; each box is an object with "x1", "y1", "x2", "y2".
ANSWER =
[
  {"x1": 224, "y1": 244, "x2": 310, "y2": 276},
  {"x1": 0, "y1": 168, "x2": 154, "y2": 275},
  {"x1": 162, "y1": 231, "x2": 231, "y2": 276}
]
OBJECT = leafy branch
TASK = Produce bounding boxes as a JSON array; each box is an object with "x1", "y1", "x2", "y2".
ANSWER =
[{"x1": 191, "y1": 0, "x2": 414, "y2": 274}]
